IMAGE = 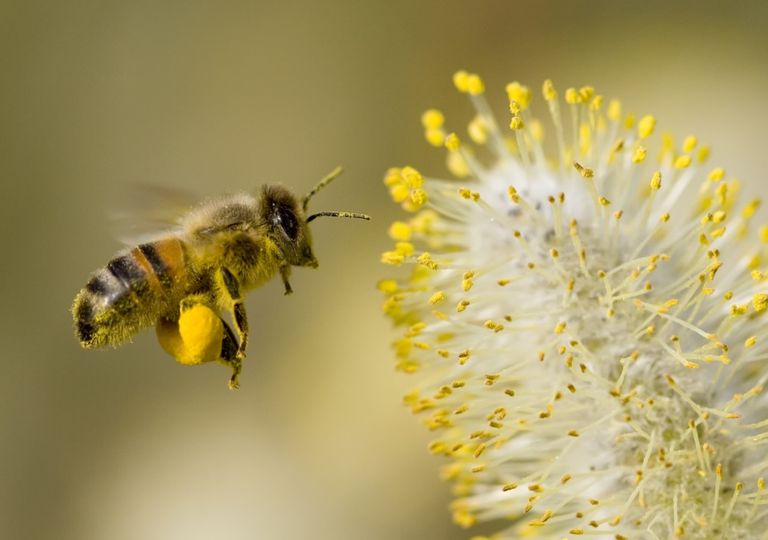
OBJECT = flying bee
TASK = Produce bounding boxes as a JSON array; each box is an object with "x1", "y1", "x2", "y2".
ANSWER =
[{"x1": 72, "y1": 166, "x2": 370, "y2": 389}]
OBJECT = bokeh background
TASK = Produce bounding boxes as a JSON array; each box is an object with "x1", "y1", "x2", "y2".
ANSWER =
[{"x1": 2, "y1": 1, "x2": 768, "y2": 538}]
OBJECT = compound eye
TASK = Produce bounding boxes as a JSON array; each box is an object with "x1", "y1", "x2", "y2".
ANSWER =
[{"x1": 276, "y1": 205, "x2": 299, "y2": 240}]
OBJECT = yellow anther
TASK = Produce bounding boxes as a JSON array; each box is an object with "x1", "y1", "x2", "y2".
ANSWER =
[
  {"x1": 447, "y1": 151, "x2": 470, "y2": 178},
  {"x1": 497, "y1": 279, "x2": 510, "y2": 286},
  {"x1": 474, "y1": 443, "x2": 486, "y2": 458},
  {"x1": 742, "y1": 198, "x2": 761, "y2": 218},
  {"x1": 554, "y1": 321, "x2": 567, "y2": 334},
  {"x1": 388, "y1": 221, "x2": 413, "y2": 241},
  {"x1": 745, "y1": 336, "x2": 757, "y2": 348},
  {"x1": 698, "y1": 145, "x2": 711, "y2": 162},
  {"x1": 458, "y1": 187, "x2": 472, "y2": 199},
  {"x1": 590, "y1": 95, "x2": 603, "y2": 110},
  {"x1": 457, "y1": 299, "x2": 470, "y2": 313},
  {"x1": 674, "y1": 155, "x2": 692, "y2": 169},
  {"x1": 401, "y1": 166, "x2": 424, "y2": 188},
  {"x1": 607, "y1": 99, "x2": 621, "y2": 121},
  {"x1": 599, "y1": 196, "x2": 611, "y2": 206},
  {"x1": 638, "y1": 115, "x2": 656, "y2": 138},
  {"x1": 565, "y1": 87, "x2": 580, "y2": 104},
  {"x1": 507, "y1": 186, "x2": 521, "y2": 203},
  {"x1": 389, "y1": 183, "x2": 410, "y2": 203},
  {"x1": 417, "y1": 252, "x2": 438, "y2": 270},
  {"x1": 624, "y1": 112, "x2": 636, "y2": 129},
  {"x1": 542, "y1": 79, "x2": 557, "y2": 101},
  {"x1": 462, "y1": 278, "x2": 474, "y2": 291},
  {"x1": 376, "y1": 279, "x2": 398, "y2": 294},
  {"x1": 568, "y1": 430, "x2": 579, "y2": 437},
  {"x1": 579, "y1": 86, "x2": 595, "y2": 101},
  {"x1": 530, "y1": 119, "x2": 544, "y2": 142},
  {"x1": 650, "y1": 171, "x2": 662, "y2": 190},
  {"x1": 429, "y1": 291, "x2": 446, "y2": 305},
  {"x1": 509, "y1": 116, "x2": 524, "y2": 130},
  {"x1": 683, "y1": 135, "x2": 698, "y2": 153},
  {"x1": 452, "y1": 70, "x2": 470, "y2": 93},
  {"x1": 445, "y1": 132, "x2": 460, "y2": 152},
  {"x1": 466, "y1": 74, "x2": 485, "y2": 95},
  {"x1": 661, "y1": 213, "x2": 670, "y2": 222},
  {"x1": 381, "y1": 251, "x2": 405, "y2": 266},
  {"x1": 425, "y1": 128, "x2": 445, "y2": 147},
  {"x1": 508, "y1": 100, "x2": 521, "y2": 114},
  {"x1": 483, "y1": 320, "x2": 504, "y2": 333},
  {"x1": 421, "y1": 109, "x2": 445, "y2": 129},
  {"x1": 708, "y1": 167, "x2": 725, "y2": 182},
  {"x1": 410, "y1": 188, "x2": 427, "y2": 208},
  {"x1": 573, "y1": 162, "x2": 594, "y2": 178},
  {"x1": 712, "y1": 210, "x2": 727, "y2": 223},
  {"x1": 631, "y1": 146, "x2": 647, "y2": 163},
  {"x1": 760, "y1": 226, "x2": 768, "y2": 244},
  {"x1": 505, "y1": 81, "x2": 532, "y2": 109},
  {"x1": 468, "y1": 115, "x2": 488, "y2": 145},
  {"x1": 753, "y1": 293, "x2": 768, "y2": 313}
]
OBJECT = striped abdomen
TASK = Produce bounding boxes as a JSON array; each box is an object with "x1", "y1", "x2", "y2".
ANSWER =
[{"x1": 73, "y1": 238, "x2": 187, "y2": 348}]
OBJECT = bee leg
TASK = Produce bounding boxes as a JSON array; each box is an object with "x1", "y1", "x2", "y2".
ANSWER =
[
  {"x1": 219, "y1": 318, "x2": 242, "y2": 390},
  {"x1": 218, "y1": 267, "x2": 249, "y2": 360},
  {"x1": 280, "y1": 265, "x2": 293, "y2": 295}
]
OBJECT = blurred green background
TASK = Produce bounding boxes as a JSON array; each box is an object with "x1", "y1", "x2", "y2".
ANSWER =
[{"x1": 2, "y1": 1, "x2": 768, "y2": 538}]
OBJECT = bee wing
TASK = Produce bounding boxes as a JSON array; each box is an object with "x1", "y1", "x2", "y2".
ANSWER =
[{"x1": 111, "y1": 183, "x2": 202, "y2": 245}]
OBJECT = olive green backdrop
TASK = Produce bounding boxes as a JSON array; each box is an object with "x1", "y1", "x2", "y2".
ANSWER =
[{"x1": 2, "y1": 1, "x2": 767, "y2": 538}]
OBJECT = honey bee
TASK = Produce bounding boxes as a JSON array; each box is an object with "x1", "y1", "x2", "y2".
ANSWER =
[{"x1": 72, "y1": 166, "x2": 369, "y2": 389}]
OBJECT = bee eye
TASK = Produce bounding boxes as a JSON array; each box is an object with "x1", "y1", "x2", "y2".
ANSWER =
[{"x1": 276, "y1": 205, "x2": 299, "y2": 240}]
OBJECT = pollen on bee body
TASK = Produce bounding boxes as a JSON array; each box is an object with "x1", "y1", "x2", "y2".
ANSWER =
[{"x1": 380, "y1": 72, "x2": 768, "y2": 539}]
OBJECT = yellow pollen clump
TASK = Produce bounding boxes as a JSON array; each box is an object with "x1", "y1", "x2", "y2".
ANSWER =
[
  {"x1": 468, "y1": 115, "x2": 488, "y2": 145},
  {"x1": 565, "y1": 88, "x2": 580, "y2": 104},
  {"x1": 632, "y1": 146, "x2": 647, "y2": 163},
  {"x1": 650, "y1": 171, "x2": 662, "y2": 190},
  {"x1": 683, "y1": 135, "x2": 698, "y2": 152},
  {"x1": 388, "y1": 221, "x2": 413, "y2": 241},
  {"x1": 674, "y1": 155, "x2": 692, "y2": 169},
  {"x1": 573, "y1": 162, "x2": 594, "y2": 178},
  {"x1": 425, "y1": 128, "x2": 445, "y2": 147},
  {"x1": 429, "y1": 291, "x2": 446, "y2": 305},
  {"x1": 752, "y1": 293, "x2": 768, "y2": 313},
  {"x1": 638, "y1": 115, "x2": 656, "y2": 138},
  {"x1": 467, "y1": 74, "x2": 485, "y2": 95},
  {"x1": 542, "y1": 79, "x2": 557, "y2": 101},
  {"x1": 509, "y1": 116, "x2": 524, "y2": 130},
  {"x1": 709, "y1": 167, "x2": 726, "y2": 182},
  {"x1": 421, "y1": 109, "x2": 445, "y2": 129},
  {"x1": 506, "y1": 81, "x2": 532, "y2": 109},
  {"x1": 607, "y1": 99, "x2": 621, "y2": 121},
  {"x1": 452, "y1": 70, "x2": 470, "y2": 93},
  {"x1": 445, "y1": 132, "x2": 461, "y2": 152}
]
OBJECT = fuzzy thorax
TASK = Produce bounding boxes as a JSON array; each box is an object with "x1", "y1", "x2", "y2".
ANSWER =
[{"x1": 381, "y1": 72, "x2": 768, "y2": 539}]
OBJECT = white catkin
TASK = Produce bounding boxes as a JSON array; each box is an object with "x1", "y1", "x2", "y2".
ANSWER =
[{"x1": 381, "y1": 74, "x2": 768, "y2": 539}]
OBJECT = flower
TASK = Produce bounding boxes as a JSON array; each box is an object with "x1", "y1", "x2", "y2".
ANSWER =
[{"x1": 380, "y1": 71, "x2": 768, "y2": 538}]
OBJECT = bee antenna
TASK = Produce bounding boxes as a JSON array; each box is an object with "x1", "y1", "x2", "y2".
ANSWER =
[
  {"x1": 306, "y1": 211, "x2": 371, "y2": 223},
  {"x1": 303, "y1": 165, "x2": 345, "y2": 212}
]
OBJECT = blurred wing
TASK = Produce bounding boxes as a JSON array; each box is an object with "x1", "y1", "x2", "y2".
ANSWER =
[{"x1": 111, "y1": 183, "x2": 202, "y2": 245}]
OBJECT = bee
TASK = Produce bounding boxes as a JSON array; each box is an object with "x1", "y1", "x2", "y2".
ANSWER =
[{"x1": 72, "y1": 166, "x2": 370, "y2": 389}]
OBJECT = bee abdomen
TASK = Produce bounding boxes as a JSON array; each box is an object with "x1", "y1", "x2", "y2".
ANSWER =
[{"x1": 74, "y1": 240, "x2": 184, "y2": 348}]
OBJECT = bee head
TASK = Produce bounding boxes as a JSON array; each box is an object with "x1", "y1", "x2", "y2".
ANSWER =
[
  {"x1": 261, "y1": 185, "x2": 318, "y2": 268},
  {"x1": 262, "y1": 167, "x2": 370, "y2": 268}
]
